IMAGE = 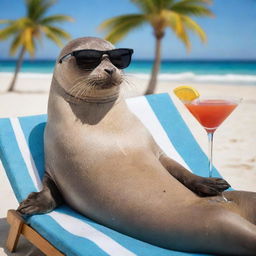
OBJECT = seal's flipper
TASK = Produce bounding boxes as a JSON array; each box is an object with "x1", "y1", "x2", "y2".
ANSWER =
[
  {"x1": 159, "y1": 153, "x2": 230, "y2": 196},
  {"x1": 187, "y1": 177, "x2": 230, "y2": 197},
  {"x1": 17, "y1": 173, "x2": 63, "y2": 215}
]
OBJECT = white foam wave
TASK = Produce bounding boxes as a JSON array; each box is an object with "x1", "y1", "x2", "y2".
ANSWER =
[
  {"x1": 1, "y1": 71, "x2": 256, "y2": 85},
  {"x1": 131, "y1": 72, "x2": 256, "y2": 84}
]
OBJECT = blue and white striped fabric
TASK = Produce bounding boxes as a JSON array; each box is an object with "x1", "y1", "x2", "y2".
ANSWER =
[{"x1": 0, "y1": 93, "x2": 219, "y2": 256}]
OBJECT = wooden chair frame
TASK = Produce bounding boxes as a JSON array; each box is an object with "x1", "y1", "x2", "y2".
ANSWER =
[{"x1": 6, "y1": 209, "x2": 64, "y2": 256}]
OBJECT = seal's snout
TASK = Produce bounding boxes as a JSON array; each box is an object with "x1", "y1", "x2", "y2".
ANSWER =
[{"x1": 104, "y1": 68, "x2": 115, "y2": 76}]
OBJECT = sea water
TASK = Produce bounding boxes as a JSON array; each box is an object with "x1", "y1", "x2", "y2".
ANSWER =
[{"x1": 1, "y1": 60, "x2": 256, "y2": 85}]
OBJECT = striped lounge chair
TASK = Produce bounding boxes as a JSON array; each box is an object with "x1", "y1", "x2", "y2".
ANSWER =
[{"x1": 0, "y1": 93, "x2": 220, "y2": 256}]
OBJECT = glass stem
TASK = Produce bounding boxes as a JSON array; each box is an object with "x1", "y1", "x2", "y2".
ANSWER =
[
  {"x1": 207, "y1": 132, "x2": 214, "y2": 178},
  {"x1": 207, "y1": 132, "x2": 229, "y2": 202}
]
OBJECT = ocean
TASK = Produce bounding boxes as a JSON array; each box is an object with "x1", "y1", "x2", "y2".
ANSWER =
[{"x1": 1, "y1": 60, "x2": 256, "y2": 85}]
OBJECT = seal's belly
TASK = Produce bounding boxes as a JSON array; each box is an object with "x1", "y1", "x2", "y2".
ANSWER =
[
  {"x1": 53, "y1": 144, "x2": 197, "y2": 224},
  {"x1": 46, "y1": 125, "x2": 197, "y2": 231}
]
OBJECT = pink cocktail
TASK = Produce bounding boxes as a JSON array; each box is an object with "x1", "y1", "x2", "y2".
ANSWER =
[
  {"x1": 185, "y1": 98, "x2": 240, "y2": 179},
  {"x1": 185, "y1": 99, "x2": 238, "y2": 134}
]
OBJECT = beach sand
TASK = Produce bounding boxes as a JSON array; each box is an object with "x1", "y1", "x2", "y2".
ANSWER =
[{"x1": 0, "y1": 72, "x2": 256, "y2": 255}]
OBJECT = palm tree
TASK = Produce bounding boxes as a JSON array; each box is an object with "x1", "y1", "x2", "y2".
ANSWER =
[
  {"x1": 0, "y1": 0, "x2": 73, "y2": 92},
  {"x1": 99, "y1": 0, "x2": 213, "y2": 94}
]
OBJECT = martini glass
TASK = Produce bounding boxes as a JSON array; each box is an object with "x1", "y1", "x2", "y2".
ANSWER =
[{"x1": 184, "y1": 97, "x2": 241, "y2": 201}]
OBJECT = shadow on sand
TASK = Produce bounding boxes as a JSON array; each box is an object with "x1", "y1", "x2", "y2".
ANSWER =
[{"x1": 0, "y1": 90, "x2": 48, "y2": 95}]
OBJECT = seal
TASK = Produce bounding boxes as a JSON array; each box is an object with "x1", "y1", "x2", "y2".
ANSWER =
[{"x1": 18, "y1": 37, "x2": 256, "y2": 255}]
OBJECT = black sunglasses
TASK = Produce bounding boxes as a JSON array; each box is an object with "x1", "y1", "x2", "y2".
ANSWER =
[{"x1": 59, "y1": 48, "x2": 134, "y2": 70}]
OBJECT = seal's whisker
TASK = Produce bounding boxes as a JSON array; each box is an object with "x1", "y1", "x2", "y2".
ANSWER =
[
  {"x1": 123, "y1": 75, "x2": 136, "y2": 87},
  {"x1": 68, "y1": 81, "x2": 84, "y2": 96},
  {"x1": 67, "y1": 71, "x2": 124, "y2": 100},
  {"x1": 76, "y1": 87, "x2": 85, "y2": 99},
  {"x1": 68, "y1": 78, "x2": 91, "y2": 98},
  {"x1": 79, "y1": 78, "x2": 98, "y2": 98},
  {"x1": 70, "y1": 76, "x2": 89, "y2": 90},
  {"x1": 69, "y1": 81, "x2": 84, "y2": 99},
  {"x1": 80, "y1": 83, "x2": 92, "y2": 98},
  {"x1": 76, "y1": 81, "x2": 90, "y2": 99},
  {"x1": 122, "y1": 76, "x2": 138, "y2": 93},
  {"x1": 73, "y1": 85, "x2": 82, "y2": 99}
]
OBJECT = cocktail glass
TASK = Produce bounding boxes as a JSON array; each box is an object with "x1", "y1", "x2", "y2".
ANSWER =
[{"x1": 184, "y1": 97, "x2": 241, "y2": 201}]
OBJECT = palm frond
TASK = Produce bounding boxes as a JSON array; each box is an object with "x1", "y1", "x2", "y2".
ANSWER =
[
  {"x1": 0, "y1": 24, "x2": 20, "y2": 40},
  {"x1": 41, "y1": 26, "x2": 63, "y2": 47},
  {"x1": 27, "y1": 0, "x2": 56, "y2": 21},
  {"x1": 131, "y1": 0, "x2": 157, "y2": 13},
  {"x1": 0, "y1": 19, "x2": 13, "y2": 24},
  {"x1": 152, "y1": 0, "x2": 175, "y2": 11},
  {"x1": 16, "y1": 17, "x2": 34, "y2": 29},
  {"x1": 23, "y1": 32, "x2": 36, "y2": 57},
  {"x1": 40, "y1": 14, "x2": 74, "y2": 25},
  {"x1": 100, "y1": 14, "x2": 145, "y2": 29},
  {"x1": 0, "y1": 17, "x2": 35, "y2": 41},
  {"x1": 165, "y1": 12, "x2": 191, "y2": 50},
  {"x1": 171, "y1": 1, "x2": 213, "y2": 17},
  {"x1": 23, "y1": 27, "x2": 35, "y2": 55},
  {"x1": 9, "y1": 33, "x2": 23, "y2": 55},
  {"x1": 30, "y1": 37, "x2": 36, "y2": 57},
  {"x1": 177, "y1": 25, "x2": 191, "y2": 50},
  {"x1": 174, "y1": 0, "x2": 212, "y2": 4},
  {"x1": 99, "y1": 14, "x2": 146, "y2": 43},
  {"x1": 44, "y1": 25, "x2": 71, "y2": 39},
  {"x1": 182, "y1": 16, "x2": 207, "y2": 42}
]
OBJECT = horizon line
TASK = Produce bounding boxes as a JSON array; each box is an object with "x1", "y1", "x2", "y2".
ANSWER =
[{"x1": 1, "y1": 58, "x2": 256, "y2": 62}]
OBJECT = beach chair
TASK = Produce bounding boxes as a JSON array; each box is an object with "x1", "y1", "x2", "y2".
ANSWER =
[{"x1": 0, "y1": 93, "x2": 220, "y2": 256}]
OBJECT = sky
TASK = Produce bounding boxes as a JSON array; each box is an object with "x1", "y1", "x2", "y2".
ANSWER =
[{"x1": 0, "y1": 0, "x2": 256, "y2": 60}]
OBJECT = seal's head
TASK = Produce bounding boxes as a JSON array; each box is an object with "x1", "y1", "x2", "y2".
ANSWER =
[{"x1": 53, "y1": 37, "x2": 133, "y2": 102}]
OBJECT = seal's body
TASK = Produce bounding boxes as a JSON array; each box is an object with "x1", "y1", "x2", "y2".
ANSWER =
[
  {"x1": 46, "y1": 87, "x2": 197, "y2": 224},
  {"x1": 19, "y1": 37, "x2": 256, "y2": 255}
]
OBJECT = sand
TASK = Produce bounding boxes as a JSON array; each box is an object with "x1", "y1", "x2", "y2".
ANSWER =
[{"x1": 0, "y1": 72, "x2": 256, "y2": 255}]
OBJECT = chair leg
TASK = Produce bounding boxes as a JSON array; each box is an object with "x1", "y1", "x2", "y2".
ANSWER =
[
  {"x1": 5, "y1": 209, "x2": 64, "y2": 256},
  {"x1": 6, "y1": 210, "x2": 24, "y2": 252}
]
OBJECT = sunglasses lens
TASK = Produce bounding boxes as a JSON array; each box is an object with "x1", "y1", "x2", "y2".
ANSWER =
[
  {"x1": 109, "y1": 49, "x2": 133, "y2": 69},
  {"x1": 75, "y1": 50, "x2": 102, "y2": 69},
  {"x1": 72, "y1": 49, "x2": 133, "y2": 70}
]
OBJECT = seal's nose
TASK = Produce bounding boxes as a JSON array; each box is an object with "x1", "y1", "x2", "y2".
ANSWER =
[{"x1": 104, "y1": 68, "x2": 115, "y2": 75}]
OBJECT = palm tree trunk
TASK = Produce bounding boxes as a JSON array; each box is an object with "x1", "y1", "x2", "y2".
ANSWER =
[
  {"x1": 145, "y1": 36, "x2": 162, "y2": 95},
  {"x1": 8, "y1": 46, "x2": 26, "y2": 92}
]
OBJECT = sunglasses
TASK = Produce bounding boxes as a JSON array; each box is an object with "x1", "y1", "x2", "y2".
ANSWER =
[{"x1": 59, "y1": 48, "x2": 134, "y2": 70}]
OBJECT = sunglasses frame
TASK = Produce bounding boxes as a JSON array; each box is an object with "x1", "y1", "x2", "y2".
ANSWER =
[{"x1": 58, "y1": 48, "x2": 134, "y2": 69}]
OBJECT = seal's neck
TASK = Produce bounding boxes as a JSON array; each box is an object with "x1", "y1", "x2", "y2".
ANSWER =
[
  {"x1": 64, "y1": 88, "x2": 120, "y2": 104},
  {"x1": 48, "y1": 78, "x2": 125, "y2": 125},
  {"x1": 53, "y1": 76, "x2": 121, "y2": 104}
]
